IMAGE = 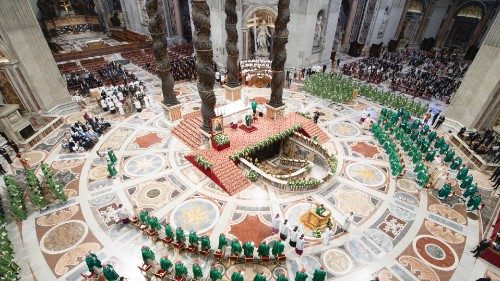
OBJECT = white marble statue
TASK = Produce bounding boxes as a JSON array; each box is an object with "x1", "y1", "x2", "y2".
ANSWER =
[
  {"x1": 377, "y1": 6, "x2": 391, "y2": 39},
  {"x1": 313, "y1": 16, "x2": 324, "y2": 47},
  {"x1": 256, "y1": 20, "x2": 270, "y2": 54}
]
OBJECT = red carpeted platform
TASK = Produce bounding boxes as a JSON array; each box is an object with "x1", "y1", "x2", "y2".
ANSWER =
[
  {"x1": 480, "y1": 210, "x2": 500, "y2": 267},
  {"x1": 180, "y1": 112, "x2": 330, "y2": 195}
]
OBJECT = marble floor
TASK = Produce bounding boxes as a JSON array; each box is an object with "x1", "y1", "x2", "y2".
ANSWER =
[{"x1": 3, "y1": 59, "x2": 500, "y2": 281}]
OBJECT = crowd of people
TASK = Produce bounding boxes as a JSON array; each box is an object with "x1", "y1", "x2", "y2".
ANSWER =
[
  {"x1": 170, "y1": 55, "x2": 196, "y2": 81},
  {"x1": 99, "y1": 81, "x2": 154, "y2": 116},
  {"x1": 342, "y1": 58, "x2": 401, "y2": 84},
  {"x1": 390, "y1": 68, "x2": 460, "y2": 102},
  {"x1": 63, "y1": 114, "x2": 111, "y2": 153},
  {"x1": 459, "y1": 128, "x2": 500, "y2": 163},
  {"x1": 97, "y1": 61, "x2": 138, "y2": 85},
  {"x1": 65, "y1": 70, "x2": 103, "y2": 94}
]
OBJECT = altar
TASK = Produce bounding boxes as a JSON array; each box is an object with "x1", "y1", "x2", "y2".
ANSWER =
[
  {"x1": 214, "y1": 100, "x2": 250, "y2": 126},
  {"x1": 300, "y1": 203, "x2": 331, "y2": 231}
]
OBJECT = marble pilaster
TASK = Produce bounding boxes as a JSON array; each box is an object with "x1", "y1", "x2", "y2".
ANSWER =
[
  {"x1": 413, "y1": 0, "x2": 437, "y2": 44},
  {"x1": 394, "y1": 0, "x2": 411, "y2": 40},
  {"x1": 0, "y1": 0, "x2": 77, "y2": 114},
  {"x1": 435, "y1": 0, "x2": 459, "y2": 48},
  {"x1": 445, "y1": 14, "x2": 500, "y2": 129}
]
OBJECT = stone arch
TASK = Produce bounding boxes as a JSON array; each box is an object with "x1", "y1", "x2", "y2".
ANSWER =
[
  {"x1": 242, "y1": 6, "x2": 278, "y2": 59},
  {"x1": 313, "y1": 9, "x2": 327, "y2": 51},
  {"x1": 445, "y1": 0, "x2": 487, "y2": 48}
]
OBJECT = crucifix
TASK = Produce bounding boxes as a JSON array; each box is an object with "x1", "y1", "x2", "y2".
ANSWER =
[
  {"x1": 247, "y1": 14, "x2": 261, "y2": 56},
  {"x1": 61, "y1": 2, "x2": 71, "y2": 11}
]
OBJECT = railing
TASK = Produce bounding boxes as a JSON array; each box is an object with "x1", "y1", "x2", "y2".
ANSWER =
[{"x1": 22, "y1": 117, "x2": 65, "y2": 148}]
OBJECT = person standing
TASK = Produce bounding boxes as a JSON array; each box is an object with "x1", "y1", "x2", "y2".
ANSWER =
[
  {"x1": 434, "y1": 115, "x2": 445, "y2": 129},
  {"x1": 272, "y1": 214, "x2": 281, "y2": 234},
  {"x1": 295, "y1": 234, "x2": 305, "y2": 255},
  {"x1": 251, "y1": 99, "x2": 258, "y2": 117},
  {"x1": 6, "y1": 140, "x2": 19, "y2": 154},
  {"x1": 0, "y1": 148, "x2": 12, "y2": 164},
  {"x1": 279, "y1": 219, "x2": 289, "y2": 241},
  {"x1": 0, "y1": 163, "x2": 6, "y2": 175},
  {"x1": 490, "y1": 167, "x2": 500, "y2": 182},
  {"x1": 116, "y1": 204, "x2": 131, "y2": 225},
  {"x1": 289, "y1": 226, "x2": 299, "y2": 247},
  {"x1": 343, "y1": 212, "x2": 354, "y2": 232},
  {"x1": 322, "y1": 227, "x2": 333, "y2": 245}
]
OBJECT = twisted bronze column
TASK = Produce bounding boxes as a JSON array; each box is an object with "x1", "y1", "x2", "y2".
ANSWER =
[
  {"x1": 269, "y1": 0, "x2": 290, "y2": 108},
  {"x1": 146, "y1": 0, "x2": 179, "y2": 106},
  {"x1": 192, "y1": 0, "x2": 216, "y2": 132},
  {"x1": 225, "y1": 0, "x2": 239, "y2": 88}
]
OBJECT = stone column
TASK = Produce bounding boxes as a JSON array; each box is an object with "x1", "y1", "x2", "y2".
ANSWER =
[
  {"x1": 445, "y1": 14, "x2": 500, "y2": 130},
  {"x1": 0, "y1": 61, "x2": 39, "y2": 112},
  {"x1": 340, "y1": 0, "x2": 359, "y2": 51},
  {"x1": 192, "y1": 0, "x2": 216, "y2": 132},
  {"x1": 93, "y1": 0, "x2": 110, "y2": 32},
  {"x1": 146, "y1": 0, "x2": 181, "y2": 120},
  {"x1": 120, "y1": 0, "x2": 130, "y2": 29},
  {"x1": 435, "y1": 0, "x2": 459, "y2": 48},
  {"x1": 413, "y1": 0, "x2": 437, "y2": 44},
  {"x1": 223, "y1": 0, "x2": 241, "y2": 101},
  {"x1": 467, "y1": 6, "x2": 493, "y2": 49},
  {"x1": 0, "y1": 0, "x2": 76, "y2": 115},
  {"x1": 267, "y1": 0, "x2": 290, "y2": 119},
  {"x1": 394, "y1": 0, "x2": 411, "y2": 40}
]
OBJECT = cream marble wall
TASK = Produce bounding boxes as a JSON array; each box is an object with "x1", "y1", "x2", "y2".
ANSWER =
[
  {"x1": 366, "y1": 0, "x2": 405, "y2": 46},
  {"x1": 423, "y1": 0, "x2": 451, "y2": 39}
]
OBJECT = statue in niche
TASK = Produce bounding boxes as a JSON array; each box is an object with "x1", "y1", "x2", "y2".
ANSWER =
[
  {"x1": 37, "y1": 0, "x2": 58, "y2": 20},
  {"x1": 256, "y1": 20, "x2": 271, "y2": 56},
  {"x1": 377, "y1": 6, "x2": 391, "y2": 39},
  {"x1": 313, "y1": 15, "x2": 324, "y2": 48}
]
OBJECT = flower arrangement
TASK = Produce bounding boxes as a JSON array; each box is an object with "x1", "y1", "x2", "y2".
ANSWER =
[
  {"x1": 246, "y1": 170, "x2": 259, "y2": 182},
  {"x1": 229, "y1": 124, "x2": 302, "y2": 161},
  {"x1": 329, "y1": 155, "x2": 338, "y2": 173},
  {"x1": 303, "y1": 73, "x2": 355, "y2": 103},
  {"x1": 194, "y1": 155, "x2": 212, "y2": 170},
  {"x1": 312, "y1": 228, "x2": 322, "y2": 238},
  {"x1": 288, "y1": 178, "x2": 322, "y2": 189},
  {"x1": 213, "y1": 133, "x2": 229, "y2": 146}
]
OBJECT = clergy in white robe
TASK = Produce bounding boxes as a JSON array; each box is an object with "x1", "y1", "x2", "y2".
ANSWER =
[
  {"x1": 271, "y1": 214, "x2": 281, "y2": 234},
  {"x1": 295, "y1": 234, "x2": 305, "y2": 255},
  {"x1": 279, "y1": 219, "x2": 289, "y2": 241},
  {"x1": 322, "y1": 227, "x2": 333, "y2": 245},
  {"x1": 289, "y1": 226, "x2": 299, "y2": 247}
]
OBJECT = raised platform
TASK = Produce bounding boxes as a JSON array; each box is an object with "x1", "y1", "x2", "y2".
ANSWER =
[
  {"x1": 450, "y1": 134, "x2": 499, "y2": 172},
  {"x1": 180, "y1": 112, "x2": 329, "y2": 195}
]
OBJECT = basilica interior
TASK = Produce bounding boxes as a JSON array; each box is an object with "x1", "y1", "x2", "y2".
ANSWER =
[{"x1": 0, "y1": 0, "x2": 500, "y2": 280}]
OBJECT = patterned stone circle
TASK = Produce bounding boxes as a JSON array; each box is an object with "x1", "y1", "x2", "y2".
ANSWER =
[
  {"x1": 88, "y1": 166, "x2": 109, "y2": 181},
  {"x1": 345, "y1": 162, "x2": 386, "y2": 187},
  {"x1": 322, "y1": 248, "x2": 353, "y2": 275},
  {"x1": 146, "y1": 188, "x2": 161, "y2": 198},
  {"x1": 329, "y1": 122, "x2": 361, "y2": 137},
  {"x1": 40, "y1": 220, "x2": 88, "y2": 255},
  {"x1": 170, "y1": 198, "x2": 220, "y2": 233},
  {"x1": 397, "y1": 178, "x2": 419, "y2": 194},
  {"x1": 413, "y1": 235, "x2": 458, "y2": 271},
  {"x1": 13, "y1": 150, "x2": 46, "y2": 169},
  {"x1": 272, "y1": 267, "x2": 287, "y2": 279},
  {"x1": 123, "y1": 154, "x2": 166, "y2": 177},
  {"x1": 300, "y1": 255, "x2": 321, "y2": 275},
  {"x1": 425, "y1": 244, "x2": 446, "y2": 260}
]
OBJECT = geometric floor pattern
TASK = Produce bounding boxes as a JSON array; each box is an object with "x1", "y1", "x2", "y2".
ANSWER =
[{"x1": 4, "y1": 59, "x2": 499, "y2": 281}]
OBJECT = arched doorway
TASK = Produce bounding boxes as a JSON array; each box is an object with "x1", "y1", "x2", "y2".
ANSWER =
[
  {"x1": 445, "y1": 1, "x2": 485, "y2": 49},
  {"x1": 399, "y1": 0, "x2": 424, "y2": 44},
  {"x1": 243, "y1": 7, "x2": 277, "y2": 60}
]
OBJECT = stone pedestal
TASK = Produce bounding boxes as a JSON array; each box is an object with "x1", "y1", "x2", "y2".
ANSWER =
[
  {"x1": 223, "y1": 85, "x2": 242, "y2": 101},
  {"x1": 0, "y1": 104, "x2": 33, "y2": 142},
  {"x1": 266, "y1": 104, "x2": 286, "y2": 120},
  {"x1": 161, "y1": 103, "x2": 183, "y2": 122}
]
